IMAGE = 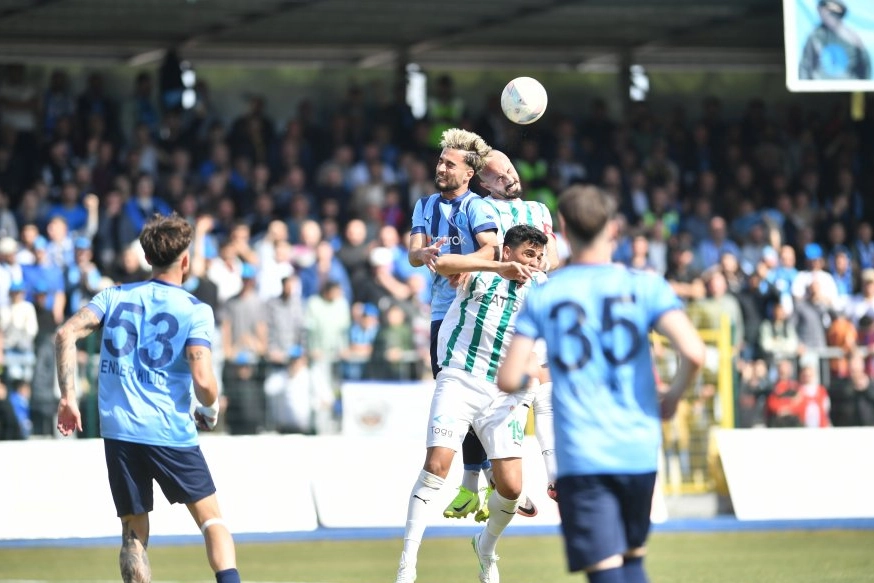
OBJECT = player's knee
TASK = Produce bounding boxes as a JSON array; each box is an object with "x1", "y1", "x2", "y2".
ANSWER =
[
  {"x1": 423, "y1": 458, "x2": 451, "y2": 477},
  {"x1": 494, "y1": 479, "x2": 522, "y2": 500},
  {"x1": 423, "y1": 450, "x2": 453, "y2": 478},
  {"x1": 625, "y1": 546, "x2": 647, "y2": 559},
  {"x1": 506, "y1": 485, "x2": 523, "y2": 500}
]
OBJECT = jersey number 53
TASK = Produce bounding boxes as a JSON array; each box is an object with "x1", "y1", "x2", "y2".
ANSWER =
[{"x1": 104, "y1": 302, "x2": 181, "y2": 368}]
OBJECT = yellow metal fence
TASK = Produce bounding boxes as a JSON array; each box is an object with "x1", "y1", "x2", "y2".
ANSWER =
[{"x1": 653, "y1": 314, "x2": 733, "y2": 495}]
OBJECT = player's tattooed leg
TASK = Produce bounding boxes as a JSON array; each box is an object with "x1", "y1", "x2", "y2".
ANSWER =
[{"x1": 119, "y1": 525, "x2": 151, "y2": 583}]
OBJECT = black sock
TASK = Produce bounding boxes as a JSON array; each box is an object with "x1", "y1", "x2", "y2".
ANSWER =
[
  {"x1": 216, "y1": 568, "x2": 241, "y2": 583},
  {"x1": 622, "y1": 556, "x2": 649, "y2": 583},
  {"x1": 587, "y1": 567, "x2": 624, "y2": 583}
]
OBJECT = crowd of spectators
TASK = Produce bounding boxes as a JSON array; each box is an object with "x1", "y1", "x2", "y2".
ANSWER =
[{"x1": 0, "y1": 61, "x2": 873, "y2": 440}]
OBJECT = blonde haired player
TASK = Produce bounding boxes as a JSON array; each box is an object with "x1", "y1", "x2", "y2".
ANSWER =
[
  {"x1": 408, "y1": 130, "x2": 535, "y2": 523},
  {"x1": 409, "y1": 128, "x2": 530, "y2": 380},
  {"x1": 443, "y1": 149, "x2": 560, "y2": 522}
]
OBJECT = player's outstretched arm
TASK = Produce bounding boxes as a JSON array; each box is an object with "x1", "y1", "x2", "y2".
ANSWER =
[
  {"x1": 497, "y1": 334, "x2": 538, "y2": 393},
  {"x1": 435, "y1": 255, "x2": 535, "y2": 282},
  {"x1": 654, "y1": 309, "x2": 705, "y2": 420},
  {"x1": 435, "y1": 253, "x2": 500, "y2": 276},
  {"x1": 187, "y1": 345, "x2": 220, "y2": 431},
  {"x1": 55, "y1": 306, "x2": 102, "y2": 436}
]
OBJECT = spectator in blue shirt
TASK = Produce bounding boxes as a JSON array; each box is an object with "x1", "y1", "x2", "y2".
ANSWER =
[
  {"x1": 297, "y1": 240, "x2": 353, "y2": 302},
  {"x1": 21, "y1": 236, "x2": 66, "y2": 323},
  {"x1": 829, "y1": 245, "x2": 854, "y2": 307},
  {"x1": 854, "y1": 222, "x2": 874, "y2": 270},
  {"x1": 343, "y1": 302, "x2": 380, "y2": 380},
  {"x1": 7, "y1": 380, "x2": 31, "y2": 438},
  {"x1": 698, "y1": 216, "x2": 741, "y2": 271},
  {"x1": 123, "y1": 173, "x2": 172, "y2": 232},
  {"x1": 46, "y1": 181, "x2": 88, "y2": 232}
]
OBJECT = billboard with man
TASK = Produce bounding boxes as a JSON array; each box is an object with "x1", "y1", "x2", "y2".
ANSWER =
[{"x1": 784, "y1": 0, "x2": 874, "y2": 91}]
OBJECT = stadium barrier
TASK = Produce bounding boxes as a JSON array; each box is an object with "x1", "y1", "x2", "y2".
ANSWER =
[
  {"x1": 0, "y1": 435, "x2": 320, "y2": 541},
  {"x1": 5, "y1": 398, "x2": 872, "y2": 539},
  {"x1": 0, "y1": 434, "x2": 562, "y2": 541},
  {"x1": 717, "y1": 427, "x2": 874, "y2": 520}
]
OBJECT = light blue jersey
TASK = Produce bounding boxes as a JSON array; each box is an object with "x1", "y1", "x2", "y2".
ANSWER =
[
  {"x1": 514, "y1": 264, "x2": 683, "y2": 476},
  {"x1": 411, "y1": 191, "x2": 498, "y2": 320},
  {"x1": 87, "y1": 280, "x2": 214, "y2": 447}
]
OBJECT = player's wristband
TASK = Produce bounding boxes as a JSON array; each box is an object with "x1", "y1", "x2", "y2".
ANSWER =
[
  {"x1": 195, "y1": 399, "x2": 220, "y2": 429},
  {"x1": 200, "y1": 399, "x2": 219, "y2": 416}
]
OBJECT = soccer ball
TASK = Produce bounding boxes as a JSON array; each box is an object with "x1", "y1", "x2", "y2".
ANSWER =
[{"x1": 500, "y1": 77, "x2": 548, "y2": 125}]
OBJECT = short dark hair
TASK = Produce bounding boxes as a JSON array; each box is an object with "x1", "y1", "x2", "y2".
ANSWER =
[
  {"x1": 557, "y1": 185, "x2": 616, "y2": 245},
  {"x1": 319, "y1": 279, "x2": 341, "y2": 297},
  {"x1": 819, "y1": 0, "x2": 847, "y2": 18},
  {"x1": 503, "y1": 224, "x2": 548, "y2": 250},
  {"x1": 139, "y1": 213, "x2": 192, "y2": 269}
]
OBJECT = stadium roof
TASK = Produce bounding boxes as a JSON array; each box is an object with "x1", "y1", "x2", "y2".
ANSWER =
[{"x1": 0, "y1": 0, "x2": 784, "y2": 71}]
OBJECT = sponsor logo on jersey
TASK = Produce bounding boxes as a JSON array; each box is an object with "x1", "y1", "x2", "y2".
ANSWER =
[
  {"x1": 472, "y1": 292, "x2": 521, "y2": 312},
  {"x1": 429, "y1": 233, "x2": 468, "y2": 247}
]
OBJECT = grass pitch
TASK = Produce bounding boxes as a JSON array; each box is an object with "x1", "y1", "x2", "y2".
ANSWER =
[{"x1": 1, "y1": 530, "x2": 872, "y2": 583}]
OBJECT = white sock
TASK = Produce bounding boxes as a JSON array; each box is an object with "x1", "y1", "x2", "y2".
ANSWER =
[
  {"x1": 401, "y1": 470, "x2": 445, "y2": 567},
  {"x1": 461, "y1": 467, "x2": 480, "y2": 492},
  {"x1": 542, "y1": 449, "x2": 557, "y2": 485},
  {"x1": 478, "y1": 490, "x2": 519, "y2": 556},
  {"x1": 534, "y1": 382, "x2": 556, "y2": 483},
  {"x1": 482, "y1": 464, "x2": 495, "y2": 488}
]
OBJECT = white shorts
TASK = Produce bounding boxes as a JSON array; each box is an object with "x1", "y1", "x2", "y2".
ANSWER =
[{"x1": 426, "y1": 367, "x2": 529, "y2": 460}]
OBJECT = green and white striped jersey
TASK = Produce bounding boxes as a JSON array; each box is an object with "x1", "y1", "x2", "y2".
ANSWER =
[
  {"x1": 438, "y1": 270, "x2": 548, "y2": 382},
  {"x1": 486, "y1": 197, "x2": 554, "y2": 240}
]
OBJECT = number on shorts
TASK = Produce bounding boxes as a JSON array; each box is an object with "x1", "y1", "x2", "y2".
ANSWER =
[{"x1": 507, "y1": 419, "x2": 525, "y2": 442}]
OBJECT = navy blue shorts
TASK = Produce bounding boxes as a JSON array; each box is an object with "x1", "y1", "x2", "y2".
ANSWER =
[
  {"x1": 556, "y1": 472, "x2": 657, "y2": 572},
  {"x1": 104, "y1": 438, "x2": 216, "y2": 517},
  {"x1": 430, "y1": 319, "x2": 443, "y2": 379}
]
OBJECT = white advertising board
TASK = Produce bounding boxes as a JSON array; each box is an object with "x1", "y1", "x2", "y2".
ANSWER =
[
  {"x1": 309, "y1": 436, "x2": 562, "y2": 529},
  {"x1": 0, "y1": 435, "x2": 318, "y2": 540},
  {"x1": 717, "y1": 427, "x2": 874, "y2": 520}
]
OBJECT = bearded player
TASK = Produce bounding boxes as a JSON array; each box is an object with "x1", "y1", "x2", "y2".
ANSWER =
[{"x1": 442, "y1": 150, "x2": 560, "y2": 523}]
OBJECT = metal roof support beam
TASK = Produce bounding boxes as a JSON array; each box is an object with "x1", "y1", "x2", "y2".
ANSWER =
[
  {"x1": 358, "y1": 0, "x2": 590, "y2": 69},
  {"x1": 408, "y1": 0, "x2": 589, "y2": 57},
  {"x1": 635, "y1": 1, "x2": 780, "y2": 53},
  {"x1": 0, "y1": 0, "x2": 64, "y2": 22},
  {"x1": 181, "y1": 0, "x2": 323, "y2": 48},
  {"x1": 125, "y1": 0, "x2": 326, "y2": 66}
]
